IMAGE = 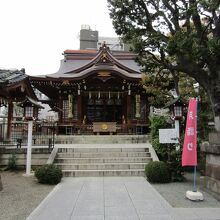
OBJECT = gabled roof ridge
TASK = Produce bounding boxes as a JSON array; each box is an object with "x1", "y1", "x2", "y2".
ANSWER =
[
  {"x1": 65, "y1": 43, "x2": 140, "y2": 74},
  {"x1": 65, "y1": 44, "x2": 112, "y2": 74},
  {"x1": 64, "y1": 49, "x2": 97, "y2": 54}
]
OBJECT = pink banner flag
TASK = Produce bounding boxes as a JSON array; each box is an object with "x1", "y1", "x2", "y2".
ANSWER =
[{"x1": 182, "y1": 98, "x2": 197, "y2": 166}]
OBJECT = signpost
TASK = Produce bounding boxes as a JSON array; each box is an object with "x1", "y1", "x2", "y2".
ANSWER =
[{"x1": 159, "y1": 128, "x2": 178, "y2": 144}]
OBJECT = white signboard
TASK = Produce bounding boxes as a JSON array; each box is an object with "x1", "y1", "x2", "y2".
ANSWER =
[{"x1": 159, "y1": 128, "x2": 178, "y2": 144}]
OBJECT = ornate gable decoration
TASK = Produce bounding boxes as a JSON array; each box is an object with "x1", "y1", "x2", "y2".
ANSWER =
[{"x1": 95, "y1": 42, "x2": 114, "y2": 66}]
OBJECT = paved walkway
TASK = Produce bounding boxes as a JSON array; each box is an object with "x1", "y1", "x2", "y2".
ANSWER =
[{"x1": 27, "y1": 177, "x2": 220, "y2": 220}]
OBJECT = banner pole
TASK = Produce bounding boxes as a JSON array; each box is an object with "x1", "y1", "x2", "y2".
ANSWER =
[
  {"x1": 193, "y1": 98, "x2": 198, "y2": 192},
  {"x1": 193, "y1": 165, "x2": 197, "y2": 192},
  {"x1": 184, "y1": 98, "x2": 203, "y2": 200}
]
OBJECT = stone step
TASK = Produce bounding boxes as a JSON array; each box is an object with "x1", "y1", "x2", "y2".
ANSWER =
[
  {"x1": 56, "y1": 152, "x2": 150, "y2": 158},
  {"x1": 55, "y1": 163, "x2": 146, "y2": 170},
  {"x1": 58, "y1": 147, "x2": 149, "y2": 153},
  {"x1": 55, "y1": 135, "x2": 149, "y2": 144},
  {"x1": 54, "y1": 157, "x2": 152, "y2": 164},
  {"x1": 62, "y1": 169, "x2": 145, "y2": 177},
  {"x1": 54, "y1": 145, "x2": 153, "y2": 177}
]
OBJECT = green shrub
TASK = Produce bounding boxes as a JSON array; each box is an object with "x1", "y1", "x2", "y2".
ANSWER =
[
  {"x1": 35, "y1": 164, "x2": 62, "y2": 185},
  {"x1": 168, "y1": 148, "x2": 184, "y2": 182},
  {"x1": 7, "y1": 154, "x2": 17, "y2": 170},
  {"x1": 150, "y1": 116, "x2": 170, "y2": 160},
  {"x1": 145, "y1": 161, "x2": 171, "y2": 183}
]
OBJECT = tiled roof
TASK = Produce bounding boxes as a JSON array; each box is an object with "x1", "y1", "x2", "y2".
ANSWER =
[
  {"x1": 18, "y1": 96, "x2": 44, "y2": 109},
  {"x1": 0, "y1": 68, "x2": 27, "y2": 87},
  {"x1": 31, "y1": 45, "x2": 141, "y2": 79},
  {"x1": 63, "y1": 49, "x2": 136, "y2": 60},
  {"x1": 0, "y1": 68, "x2": 37, "y2": 100},
  {"x1": 64, "y1": 49, "x2": 97, "y2": 54}
]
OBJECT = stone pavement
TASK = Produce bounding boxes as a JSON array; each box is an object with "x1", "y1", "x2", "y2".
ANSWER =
[{"x1": 27, "y1": 177, "x2": 220, "y2": 220}]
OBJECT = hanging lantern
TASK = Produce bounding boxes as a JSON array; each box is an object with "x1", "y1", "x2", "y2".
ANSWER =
[
  {"x1": 172, "y1": 103, "x2": 183, "y2": 120},
  {"x1": 166, "y1": 97, "x2": 184, "y2": 120},
  {"x1": 78, "y1": 84, "x2": 81, "y2": 95},
  {"x1": 128, "y1": 84, "x2": 131, "y2": 95}
]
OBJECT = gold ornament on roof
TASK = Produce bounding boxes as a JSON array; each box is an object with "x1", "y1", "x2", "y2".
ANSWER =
[
  {"x1": 97, "y1": 71, "x2": 111, "y2": 77},
  {"x1": 61, "y1": 80, "x2": 70, "y2": 86}
]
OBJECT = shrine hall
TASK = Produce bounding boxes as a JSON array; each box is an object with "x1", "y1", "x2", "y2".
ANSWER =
[{"x1": 30, "y1": 44, "x2": 149, "y2": 135}]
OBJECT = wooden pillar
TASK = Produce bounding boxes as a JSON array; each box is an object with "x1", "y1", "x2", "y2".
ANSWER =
[{"x1": 7, "y1": 101, "x2": 13, "y2": 140}]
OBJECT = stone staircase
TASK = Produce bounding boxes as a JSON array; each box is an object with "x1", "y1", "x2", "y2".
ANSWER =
[
  {"x1": 52, "y1": 135, "x2": 157, "y2": 177},
  {"x1": 54, "y1": 145, "x2": 154, "y2": 177}
]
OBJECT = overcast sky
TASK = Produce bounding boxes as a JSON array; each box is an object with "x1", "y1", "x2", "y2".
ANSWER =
[{"x1": 0, "y1": 0, "x2": 117, "y2": 76}]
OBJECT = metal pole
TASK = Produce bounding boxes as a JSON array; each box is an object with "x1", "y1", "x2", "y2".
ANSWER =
[
  {"x1": 26, "y1": 120, "x2": 33, "y2": 175},
  {"x1": 193, "y1": 166, "x2": 197, "y2": 192},
  {"x1": 175, "y1": 120, "x2": 180, "y2": 139},
  {"x1": 175, "y1": 120, "x2": 180, "y2": 150},
  {"x1": 193, "y1": 98, "x2": 198, "y2": 192}
]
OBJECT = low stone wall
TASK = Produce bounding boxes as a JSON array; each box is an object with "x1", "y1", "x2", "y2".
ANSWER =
[
  {"x1": 0, "y1": 148, "x2": 51, "y2": 167},
  {"x1": 201, "y1": 132, "x2": 220, "y2": 200}
]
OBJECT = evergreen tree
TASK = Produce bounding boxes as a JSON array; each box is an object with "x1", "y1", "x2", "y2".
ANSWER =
[{"x1": 108, "y1": 0, "x2": 220, "y2": 129}]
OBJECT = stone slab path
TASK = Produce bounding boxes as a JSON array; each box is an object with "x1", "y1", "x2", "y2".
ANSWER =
[{"x1": 27, "y1": 177, "x2": 220, "y2": 220}]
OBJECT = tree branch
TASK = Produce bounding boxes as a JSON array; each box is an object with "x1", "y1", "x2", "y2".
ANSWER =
[
  {"x1": 162, "y1": 0, "x2": 181, "y2": 31},
  {"x1": 137, "y1": 0, "x2": 155, "y2": 32},
  {"x1": 189, "y1": 0, "x2": 203, "y2": 37},
  {"x1": 167, "y1": 61, "x2": 209, "y2": 90},
  {"x1": 150, "y1": 0, "x2": 175, "y2": 35},
  {"x1": 214, "y1": 15, "x2": 220, "y2": 37},
  {"x1": 145, "y1": 50, "x2": 162, "y2": 64}
]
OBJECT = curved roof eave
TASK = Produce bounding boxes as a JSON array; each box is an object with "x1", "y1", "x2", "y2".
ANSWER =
[
  {"x1": 30, "y1": 45, "x2": 142, "y2": 80},
  {"x1": 57, "y1": 65, "x2": 141, "y2": 80},
  {"x1": 31, "y1": 65, "x2": 142, "y2": 81}
]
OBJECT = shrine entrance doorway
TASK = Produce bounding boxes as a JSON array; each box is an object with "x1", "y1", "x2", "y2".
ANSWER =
[{"x1": 83, "y1": 92, "x2": 123, "y2": 123}]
